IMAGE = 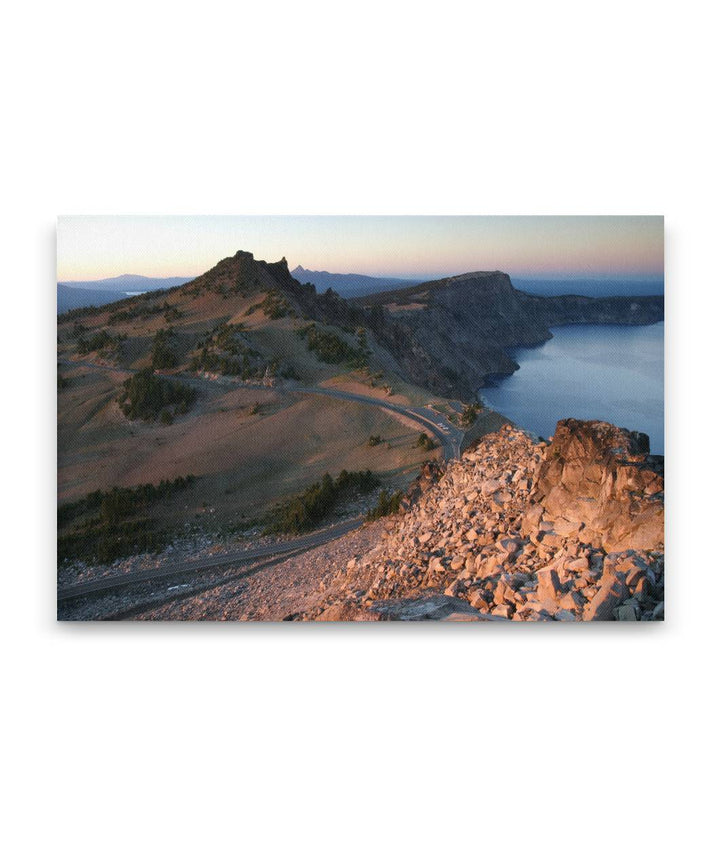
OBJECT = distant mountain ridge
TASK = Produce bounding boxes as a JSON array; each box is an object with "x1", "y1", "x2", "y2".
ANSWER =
[
  {"x1": 511, "y1": 277, "x2": 664, "y2": 298},
  {"x1": 290, "y1": 265, "x2": 422, "y2": 298},
  {"x1": 59, "y1": 274, "x2": 195, "y2": 292},
  {"x1": 291, "y1": 266, "x2": 663, "y2": 299},
  {"x1": 57, "y1": 284, "x2": 130, "y2": 314},
  {"x1": 57, "y1": 275, "x2": 196, "y2": 314},
  {"x1": 191, "y1": 255, "x2": 663, "y2": 397},
  {"x1": 58, "y1": 251, "x2": 663, "y2": 398}
]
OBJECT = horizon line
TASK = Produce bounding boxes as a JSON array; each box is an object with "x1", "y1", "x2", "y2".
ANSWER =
[{"x1": 57, "y1": 267, "x2": 665, "y2": 285}]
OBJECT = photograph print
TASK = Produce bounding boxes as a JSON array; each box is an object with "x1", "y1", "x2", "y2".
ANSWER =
[{"x1": 56, "y1": 215, "x2": 664, "y2": 622}]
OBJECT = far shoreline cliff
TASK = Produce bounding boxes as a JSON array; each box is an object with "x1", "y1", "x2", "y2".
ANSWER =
[{"x1": 351, "y1": 270, "x2": 663, "y2": 398}]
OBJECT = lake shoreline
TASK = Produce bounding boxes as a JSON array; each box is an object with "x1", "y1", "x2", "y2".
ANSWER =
[{"x1": 479, "y1": 322, "x2": 664, "y2": 453}]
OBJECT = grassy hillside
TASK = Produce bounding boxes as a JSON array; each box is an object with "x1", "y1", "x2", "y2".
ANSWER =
[{"x1": 57, "y1": 252, "x2": 464, "y2": 551}]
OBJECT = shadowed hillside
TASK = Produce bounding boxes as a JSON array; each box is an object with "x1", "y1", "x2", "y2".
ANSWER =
[{"x1": 352, "y1": 270, "x2": 663, "y2": 397}]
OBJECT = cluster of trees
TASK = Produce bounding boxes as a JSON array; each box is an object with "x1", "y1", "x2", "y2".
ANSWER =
[
  {"x1": 460, "y1": 403, "x2": 481, "y2": 427},
  {"x1": 58, "y1": 516, "x2": 164, "y2": 564},
  {"x1": 190, "y1": 271, "x2": 261, "y2": 298},
  {"x1": 117, "y1": 368, "x2": 197, "y2": 421},
  {"x1": 266, "y1": 470, "x2": 379, "y2": 534},
  {"x1": 296, "y1": 323, "x2": 368, "y2": 368},
  {"x1": 190, "y1": 350, "x2": 244, "y2": 376},
  {"x1": 76, "y1": 329, "x2": 122, "y2": 355},
  {"x1": 231, "y1": 274, "x2": 262, "y2": 297},
  {"x1": 366, "y1": 489, "x2": 404, "y2": 521},
  {"x1": 58, "y1": 475, "x2": 197, "y2": 527},
  {"x1": 108, "y1": 299, "x2": 165, "y2": 325},
  {"x1": 58, "y1": 304, "x2": 103, "y2": 322},
  {"x1": 416, "y1": 432, "x2": 437, "y2": 451},
  {"x1": 233, "y1": 275, "x2": 250, "y2": 297},
  {"x1": 57, "y1": 475, "x2": 196, "y2": 564},
  {"x1": 189, "y1": 349, "x2": 275, "y2": 380},
  {"x1": 367, "y1": 435, "x2": 382, "y2": 447},
  {"x1": 190, "y1": 323, "x2": 272, "y2": 379},
  {"x1": 279, "y1": 364, "x2": 301, "y2": 380},
  {"x1": 244, "y1": 290, "x2": 294, "y2": 319},
  {"x1": 151, "y1": 327, "x2": 178, "y2": 369},
  {"x1": 213, "y1": 323, "x2": 257, "y2": 356},
  {"x1": 367, "y1": 370, "x2": 385, "y2": 388},
  {"x1": 260, "y1": 290, "x2": 294, "y2": 319}
]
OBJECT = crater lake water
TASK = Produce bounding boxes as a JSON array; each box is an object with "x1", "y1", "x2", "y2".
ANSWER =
[{"x1": 480, "y1": 322, "x2": 664, "y2": 454}]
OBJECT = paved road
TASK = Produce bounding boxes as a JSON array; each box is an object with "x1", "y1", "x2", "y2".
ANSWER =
[
  {"x1": 58, "y1": 358, "x2": 464, "y2": 457},
  {"x1": 292, "y1": 385, "x2": 463, "y2": 459},
  {"x1": 57, "y1": 359, "x2": 465, "y2": 602},
  {"x1": 57, "y1": 517, "x2": 363, "y2": 601},
  {"x1": 99, "y1": 545, "x2": 313, "y2": 620}
]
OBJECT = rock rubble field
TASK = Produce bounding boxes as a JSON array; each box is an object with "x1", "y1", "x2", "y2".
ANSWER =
[{"x1": 310, "y1": 420, "x2": 664, "y2": 621}]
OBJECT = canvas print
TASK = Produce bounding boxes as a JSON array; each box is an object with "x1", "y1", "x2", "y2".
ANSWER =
[{"x1": 57, "y1": 216, "x2": 664, "y2": 621}]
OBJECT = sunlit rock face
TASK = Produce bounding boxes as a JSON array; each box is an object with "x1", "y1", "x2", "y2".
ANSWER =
[
  {"x1": 528, "y1": 419, "x2": 664, "y2": 553},
  {"x1": 309, "y1": 420, "x2": 664, "y2": 622}
]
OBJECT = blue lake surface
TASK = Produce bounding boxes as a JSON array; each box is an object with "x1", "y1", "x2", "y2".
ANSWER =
[{"x1": 480, "y1": 322, "x2": 664, "y2": 454}]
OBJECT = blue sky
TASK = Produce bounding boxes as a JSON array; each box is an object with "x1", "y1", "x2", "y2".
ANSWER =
[{"x1": 57, "y1": 215, "x2": 664, "y2": 282}]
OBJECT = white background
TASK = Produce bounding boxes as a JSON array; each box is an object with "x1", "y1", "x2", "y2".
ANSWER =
[{"x1": 2, "y1": 1, "x2": 717, "y2": 854}]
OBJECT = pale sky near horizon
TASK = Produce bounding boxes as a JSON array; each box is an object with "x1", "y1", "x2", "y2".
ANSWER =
[{"x1": 57, "y1": 215, "x2": 664, "y2": 282}]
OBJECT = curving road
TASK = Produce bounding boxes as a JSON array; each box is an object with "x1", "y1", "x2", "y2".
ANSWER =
[
  {"x1": 58, "y1": 358, "x2": 464, "y2": 457},
  {"x1": 57, "y1": 517, "x2": 363, "y2": 602},
  {"x1": 291, "y1": 385, "x2": 463, "y2": 460},
  {"x1": 57, "y1": 359, "x2": 465, "y2": 603}
]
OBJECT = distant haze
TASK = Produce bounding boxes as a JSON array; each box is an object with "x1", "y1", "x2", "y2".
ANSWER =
[
  {"x1": 56, "y1": 275, "x2": 195, "y2": 314},
  {"x1": 512, "y1": 277, "x2": 664, "y2": 298},
  {"x1": 57, "y1": 215, "x2": 663, "y2": 282},
  {"x1": 291, "y1": 266, "x2": 423, "y2": 298},
  {"x1": 56, "y1": 270, "x2": 663, "y2": 314},
  {"x1": 58, "y1": 274, "x2": 194, "y2": 292}
]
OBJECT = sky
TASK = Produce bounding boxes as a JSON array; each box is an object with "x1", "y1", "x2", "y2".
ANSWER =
[{"x1": 57, "y1": 215, "x2": 664, "y2": 282}]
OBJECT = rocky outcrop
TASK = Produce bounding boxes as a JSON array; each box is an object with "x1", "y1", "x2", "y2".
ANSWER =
[
  {"x1": 526, "y1": 419, "x2": 664, "y2": 553},
  {"x1": 313, "y1": 420, "x2": 664, "y2": 621},
  {"x1": 354, "y1": 271, "x2": 663, "y2": 398},
  {"x1": 175, "y1": 254, "x2": 663, "y2": 401},
  {"x1": 180, "y1": 250, "x2": 380, "y2": 339},
  {"x1": 180, "y1": 250, "x2": 319, "y2": 309},
  {"x1": 355, "y1": 272, "x2": 551, "y2": 397}
]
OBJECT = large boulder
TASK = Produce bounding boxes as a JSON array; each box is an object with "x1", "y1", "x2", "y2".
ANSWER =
[
  {"x1": 528, "y1": 419, "x2": 664, "y2": 553},
  {"x1": 369, "y1": 595, "x2": 508, "y2": 621},
  {"x1": 583, "y1": 571, "x2": 630, "y2": 621}
]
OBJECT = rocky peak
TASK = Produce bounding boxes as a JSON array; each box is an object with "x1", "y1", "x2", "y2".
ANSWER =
[
  {"x1": 179, "y1": 249, "x2": 312, "y2": 307},
  {"x1": 271, "y1": 256, "x2": 289, "y2": 273}
]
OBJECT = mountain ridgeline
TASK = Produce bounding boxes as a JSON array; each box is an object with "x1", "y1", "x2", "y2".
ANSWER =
[
  {"x1": 290, "y1": 265, "x2": 423, "y2": 298},
  {"x1": 352, "y1": 271, "x2": 663, "y2": 397},
  {"x1": 63, "y1": 251, "x2": 663, "y2": 400},
  {"x1": 182, "y1": 253, "x2": 661, "y2": 399}
]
